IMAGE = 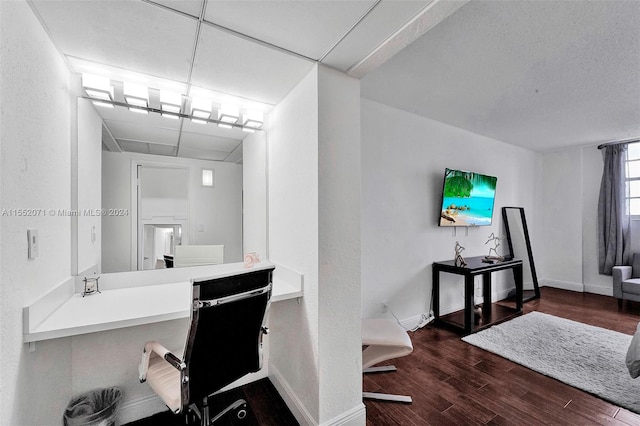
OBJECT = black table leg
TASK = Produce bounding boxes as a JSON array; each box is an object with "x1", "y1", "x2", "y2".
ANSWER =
[
  {"x1": 465, "y1": 274, "x2": 474, "y2": 334},
  {"x1": 482, "y1": 272, "x2": 492, "y2": 316},
  {"x1": 514, "y1": 264, "x2": 523, "y2": 311},
  {"x1": 433, "y1": 267, "x2": 440, "y2": 321}
]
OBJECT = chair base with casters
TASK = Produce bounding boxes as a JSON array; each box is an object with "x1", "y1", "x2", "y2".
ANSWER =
[
  {"x1": 139, "y1": 342, "x2": 250, "y2": 424},
  {"x1": 613, "y1": 253, "x2": 640, "y2": 310},
  {"x1": 362, "y1": 318, "x2": 413, "y2": 403},
  {"x1": 138, "y1": 266, "x2": 274, "y2": 425}
]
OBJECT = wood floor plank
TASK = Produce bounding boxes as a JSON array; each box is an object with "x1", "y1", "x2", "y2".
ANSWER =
[{"x1": 365, "y1": 287, "x2": 640, "y2": 425}]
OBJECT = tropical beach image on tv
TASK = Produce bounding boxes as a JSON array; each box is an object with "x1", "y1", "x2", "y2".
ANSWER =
[{"x1": 439, "y1": 168, "x2": 497, "y2": 227}]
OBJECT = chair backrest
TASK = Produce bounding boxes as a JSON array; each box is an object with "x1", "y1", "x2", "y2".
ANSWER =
[
  {"x1": 174, "y1": 245, "x2": 224, "y2": 268},
  {"x1": 633, "y1": 253, "x2": 640, "y2": 278},
  {"x1": 181, "y1": 266, "x2": 274, "y2": 408}
]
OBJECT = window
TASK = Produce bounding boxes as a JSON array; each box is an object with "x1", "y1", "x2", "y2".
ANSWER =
[{"x1": 626, "y1": 142, "x2": 640, "y2": 217}]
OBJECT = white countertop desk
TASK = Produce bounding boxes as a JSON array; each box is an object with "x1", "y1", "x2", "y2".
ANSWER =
[{"x1": 24, "y1": 262, "x2": 303, "y2": 343}]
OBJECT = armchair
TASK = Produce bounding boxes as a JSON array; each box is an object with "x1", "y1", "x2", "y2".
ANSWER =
[
  {"x1": 139, "y1": 266, "x2": 274, "y2": 425},
  {"x1": 613, "y1": 253, "x2": 640, "y2": 309}
]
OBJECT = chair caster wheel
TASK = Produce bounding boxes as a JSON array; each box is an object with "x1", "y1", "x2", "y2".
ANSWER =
[{"x1": 235, "y1": 402, "x2": 248, "y2": 420}]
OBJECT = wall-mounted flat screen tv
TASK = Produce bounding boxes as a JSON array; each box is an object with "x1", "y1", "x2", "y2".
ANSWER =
[{"x1": 439, "y1": 168, "x2": 497, "y2": 227}]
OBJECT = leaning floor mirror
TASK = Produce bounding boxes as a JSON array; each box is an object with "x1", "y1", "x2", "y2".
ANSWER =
[{"x1": 502, "y1": 207, "x2": 540, "y2": 302}]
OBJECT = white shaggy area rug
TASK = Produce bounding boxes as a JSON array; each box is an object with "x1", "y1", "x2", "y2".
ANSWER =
[{"x1": 462, "y1": 311, "x2": 640, "y2": 413}]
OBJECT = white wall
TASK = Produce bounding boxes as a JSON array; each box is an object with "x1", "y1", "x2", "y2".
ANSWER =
[
  {"x1": 243, "y1": 131, "x2": 268, "y2": 258},
  {"x1": 539, "y1": 144, "x2": 625, "y2": 295},
  {"x1": 101, "y1": 150, "x2": 131, "y2": 272},
  {"x1": 317, "y1": 66, "x2": 363, "y2": 424},
  {"x1": 101, "y1": 151, "x2": 243, "y2": 272},
  {"x1": 539, "y1": 148, "x2": 584, "y2": 290},
  {"x1": 71, "y1": 318, "x2": 190, "y2": 422},
  {"x1": 360, "y1": 98, "x2": 542, "y2": 324},
  {"x1": 267, "y1": 67, "x2": 321, "y2": 423},
  {"x1": 268, "y1": 65, "x2": 364, "y2": 426},
  {"x1": 77, "y1": 98, "x2": 102, "y2": 274},
  {"x1": 0, "y1": 1, "x2": 74, "y2": 423}
]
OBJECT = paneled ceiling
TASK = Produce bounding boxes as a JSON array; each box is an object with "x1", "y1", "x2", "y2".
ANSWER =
[
  {"x1": 30, "y1": 0, "x2": 456, "y2": 162},
  {"x1": 30, "y1": 0, "x2": 629, "y2": 156}
]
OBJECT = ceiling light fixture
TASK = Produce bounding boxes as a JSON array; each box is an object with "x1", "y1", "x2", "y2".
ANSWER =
[
  {"x1": 161, "y1": 90, "x2": 182, "y2": 119},
  {"x1": 218, "y1": 105, "x2": 239, "y2": 129},
  {"x1": 191, "y1": 98, "x2": 211, "y2": 124},
  {"x1": 243, "y1": 110, "x2": 264, "y2": 130},
  {"x1": 82, "y1": 73, "x2": 114, "y2": 107},
  {"x1": 123, "y1": 82, "x2": 149, "y2": 113}
]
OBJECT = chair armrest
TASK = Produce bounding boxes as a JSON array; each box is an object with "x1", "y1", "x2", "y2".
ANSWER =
[
  {"x1": 613, "y1": 266, "x2": 633, "y2": 298},
  {"x1": 613, "y1": 266, "x2": 633, "y2": 282},
  {"x1": 138, "y1": 341, "x2": 185, "y2": 383}
]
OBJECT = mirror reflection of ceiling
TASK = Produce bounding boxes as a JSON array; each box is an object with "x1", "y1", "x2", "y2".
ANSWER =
[{"x1": 29, "y1": 0, "x2": 456, "y2": 162}]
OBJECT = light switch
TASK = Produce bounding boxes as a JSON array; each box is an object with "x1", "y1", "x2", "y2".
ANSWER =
[
  {"x1": 27, "y1": 229, "x2": 38, "y2": 259},
  {"x1": 198, "y1": 224, "x2": 205, "y2": 232}
]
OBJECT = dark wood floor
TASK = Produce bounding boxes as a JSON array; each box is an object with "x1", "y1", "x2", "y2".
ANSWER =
[
  {"x1": 364, "y1": 287, "x2": 640, "y2": 425},
  {"x1": 129, "y1": 288, "x2": 640, "y2": 425},
  {"x1": 124, "y1": 378, "x2": 298, "y2": 426}
]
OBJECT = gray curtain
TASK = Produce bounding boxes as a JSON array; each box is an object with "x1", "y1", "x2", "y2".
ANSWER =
[{"x1": 598, "y1": 144, "x2": 631, "y2": 274}]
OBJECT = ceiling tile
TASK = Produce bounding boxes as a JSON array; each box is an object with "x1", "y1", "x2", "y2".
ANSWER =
[
  {"x1": 31, "y1": 0, "x2": 197, "y2": 82},
  {"x1": 179, "y1": 131, "x2": 240, "y2": 152},
  {"x1": 204, "y1": 1, "x2": 377, "y2": 60},
  {"x1": 178, "y1": 146, "x2": 231, "y2": 161},
  {"x1": 96, "y1": 106, "x2": 183, "y2": 131},
  {"x1": 322, "y1": 0, "x2": 432, "y2": 71},
  {"x1": 105, "y1": 120, "x2": 180, "y2": 146},
  {"x1": 181, "y1": 117, "x2": 247, "y2": 140},
  {"x1": 117, "y1": 140, "x2": 152, "y2": 154},
  {"x1": 150, "y1": 0, "x2": 204, "y2": 18},
  {"x1": 191, "y1": 25, "x2": 314, "y2": 104},
  {"x1": 148, "y1": 143, "x2": 178, "y2": 156}
]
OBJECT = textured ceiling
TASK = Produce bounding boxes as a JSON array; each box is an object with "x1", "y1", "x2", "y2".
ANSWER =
[{"x1": 361, "y1": 0, "x2": 640, "y2": 151}]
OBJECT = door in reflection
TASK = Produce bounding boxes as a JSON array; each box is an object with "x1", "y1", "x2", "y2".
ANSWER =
[{"x1": 142, "y1": 224, "x2": 182, "y2": 270}]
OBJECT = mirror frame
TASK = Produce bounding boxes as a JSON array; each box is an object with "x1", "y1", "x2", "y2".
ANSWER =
[{"x1": 502, "y1": 206, "x2": 540, "y2": 302}]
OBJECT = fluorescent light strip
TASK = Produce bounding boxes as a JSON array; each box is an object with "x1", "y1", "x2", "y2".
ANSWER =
[
  {"x1": 92, "y1": 100, "x2": 115, "y2": 109},
  {"x1": 191, "y1": 108, "x2": 211, "y2": 119},
  {"x1": 82, "y1": 97, "x2": 265, "y2": 131},
  {"x1": 218, "y1": 113, "x2": 239, "y2": 124},
  {"x1": 85, "y1": 88, "x2": 113, "y2": 101},
  {"x1": 243, "y1": 119, "x2": 263, "y2": 129}
]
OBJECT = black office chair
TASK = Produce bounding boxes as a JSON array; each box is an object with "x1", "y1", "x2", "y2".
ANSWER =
[{"x1": 138, "y1": 266, "x2": 274, "y2": 425}]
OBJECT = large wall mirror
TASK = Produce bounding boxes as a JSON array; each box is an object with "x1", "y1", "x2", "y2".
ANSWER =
[
  {"x1": 75, "y1": 92, "x2": 270, "y2": 277},
  {"x1": 101, "y1": 155, "x2": 243, "y2": 273},
  {"x1": 75, "y1": 97, "x2": 251, "y2": 275},
  {"x1": 502, "y1": 207, "x2": 540, "y2": 302}
]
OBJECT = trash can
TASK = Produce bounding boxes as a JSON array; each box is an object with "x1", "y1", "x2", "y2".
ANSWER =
[{"x1": 63, "y1": 387, "x2": 122, "y2": 426}]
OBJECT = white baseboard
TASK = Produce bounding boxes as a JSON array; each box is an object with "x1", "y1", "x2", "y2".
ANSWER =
[
  {"x1": 399, "y1": 313, "x2": 425, "y2": 330},
  {"x1": 119, "y1": 369, "x2": 269, "y2": 424},
  {"x1": 269, "y1": 364, "x2": 366, "y2": 426},
  {"x1": 540, "y1": 279, "x2": 584, "y2": 292},
  {"x1": 269, "y1": 364, "x2": 317, "y2": 425},
  {"x1": 583, "y1": 283, "x2": 613, "y2": 297},
  {"x1": 320, "y1": 403, "x2": 366, "y2": 426},
  {"x1": 118, "y1": 393, "x2": 168, "y2": 425}
]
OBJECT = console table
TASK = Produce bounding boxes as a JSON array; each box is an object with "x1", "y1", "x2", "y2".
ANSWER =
[{"x1": 432, "y1": 256, "x2": 523, "y2": 334}]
